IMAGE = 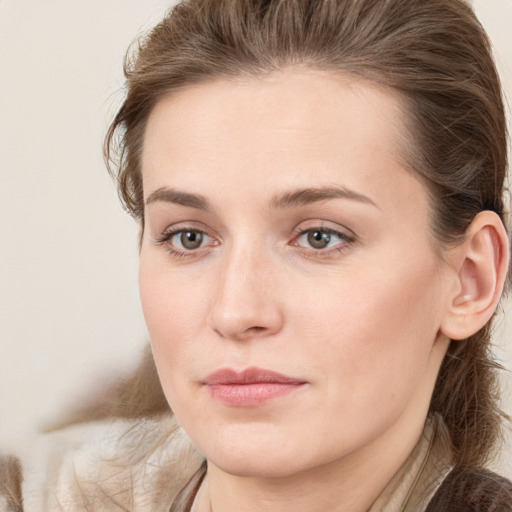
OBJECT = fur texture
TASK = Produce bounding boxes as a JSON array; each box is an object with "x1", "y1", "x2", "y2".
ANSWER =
[{"x1": 4, "y1": 415, "x2": 203, "y2": 512}]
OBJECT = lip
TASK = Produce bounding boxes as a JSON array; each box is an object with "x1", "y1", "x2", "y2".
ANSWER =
[{"x1": 202, "y1": 367, "x2": 307, "y2": 407}]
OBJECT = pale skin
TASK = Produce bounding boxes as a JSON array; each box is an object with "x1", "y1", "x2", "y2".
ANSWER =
[{"x1": 138, "y1": 70, "x2": 509, "y2": 511}]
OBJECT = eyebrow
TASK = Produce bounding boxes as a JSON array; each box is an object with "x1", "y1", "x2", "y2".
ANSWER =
[
  {"x1": 145, "y1": 187, "x2": 212, "y2": 211},
  {"x1": 269, "y1": 186, "x2": 379, "y2": 210},
  {"x1": 145, "y1": 185, "x2": 378, "y2": 211}
]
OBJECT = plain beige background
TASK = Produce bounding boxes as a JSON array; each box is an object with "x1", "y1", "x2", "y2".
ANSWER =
[{"x1": 1, "y1": 0, "x2": 511, "y2": 478}]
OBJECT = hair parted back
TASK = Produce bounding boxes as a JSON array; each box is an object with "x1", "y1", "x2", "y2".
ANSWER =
[{"x1": 105, "y1": 0, "x2": 509, "y2": 469}]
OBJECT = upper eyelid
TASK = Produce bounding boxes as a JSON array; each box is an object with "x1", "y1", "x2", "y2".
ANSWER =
[
  {"x1": 155, "y1": 224, "x2": 214, "y2": 241},
  {"x1": 296, "y1": 226, "x2": 350, "y2": 236},
  {"x1": 293, "y1": 222, "x2": 357, "y2": 239}
]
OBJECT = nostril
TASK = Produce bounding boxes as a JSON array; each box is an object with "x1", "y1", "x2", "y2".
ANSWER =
[
  {"x1": 234, "y1": 325, "x2": 268, "y2": 340},
  {"x1": 247, "y1": 326, "x2": 266, "y2": 333}
]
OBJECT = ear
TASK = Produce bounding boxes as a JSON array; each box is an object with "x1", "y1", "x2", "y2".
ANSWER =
[{"x1": 440, "y1": 211, "x2": 510, "y2": 341}]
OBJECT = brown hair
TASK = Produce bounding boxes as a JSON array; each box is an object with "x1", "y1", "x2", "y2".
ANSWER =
[{"x1": 105, "y1": 0, "x2": 509, "y2": 468}]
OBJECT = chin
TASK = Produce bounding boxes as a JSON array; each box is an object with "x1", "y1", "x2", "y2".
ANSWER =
[
  {"x1": 191, "y1": 422, "x2": 325, "y2": 479},
  {"x1": 211, "y1": 450, "x2": 307, "y2": 479}
]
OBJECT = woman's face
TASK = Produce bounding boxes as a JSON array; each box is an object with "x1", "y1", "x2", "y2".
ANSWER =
[{"x1": 139, "y1": 70, "x2": 452, "y2": 478}]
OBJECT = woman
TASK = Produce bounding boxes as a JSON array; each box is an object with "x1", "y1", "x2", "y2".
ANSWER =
[{"x1": 2, "y1": 0, "x2": 512, "y2": 510}]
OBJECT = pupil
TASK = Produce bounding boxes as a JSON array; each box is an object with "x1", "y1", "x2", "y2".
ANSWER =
[
  {"x1": 181, "y1": 231, "x2": 203, "y2": 249},
  {"x1": 308, "y1": 230, "x2": 330, "y2": 249}
]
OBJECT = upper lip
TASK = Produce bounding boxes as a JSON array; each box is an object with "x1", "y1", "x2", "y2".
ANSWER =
[{"x1": 203, "y1": 367, "x2": 305, "y2": 385}]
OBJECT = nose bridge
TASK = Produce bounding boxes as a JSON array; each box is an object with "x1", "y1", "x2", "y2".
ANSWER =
[{"x1": 209, "y1": 237, "x2": 282, "y2": 340}]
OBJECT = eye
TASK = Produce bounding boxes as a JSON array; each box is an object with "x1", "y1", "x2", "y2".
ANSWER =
[
  {"x1": 172, "y1": 230, "x2": 208, "y2": 250},
  {"x1": 304, "y1": 230, "x2": 335, "y2": 249},
  {"x1": 156, "y1": 227, "x2": 217, "y2": 256},
  {"x1": 294, "y1": 227, "x2": 354, "y2": 251}
]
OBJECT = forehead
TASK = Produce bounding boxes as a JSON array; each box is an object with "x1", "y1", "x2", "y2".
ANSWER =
[
  {"x1": 141, "y1": 69, "x2": 426, "y2": 219},
  {"x1": 143, "y1": 69, "x2": 407, "y2": 164}
]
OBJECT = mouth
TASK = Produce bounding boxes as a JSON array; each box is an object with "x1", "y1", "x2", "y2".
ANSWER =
[{"x1": 202, "y1": 367, "x2": 307, "y2": 407}]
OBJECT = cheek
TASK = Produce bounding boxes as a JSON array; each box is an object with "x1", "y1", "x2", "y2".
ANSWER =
[
  {"x1": 138, "y1": 257, "x2": 211, "y2": 389},
  {"x1": 295, "y1": 259, "x2": 443, "y2": 403}
]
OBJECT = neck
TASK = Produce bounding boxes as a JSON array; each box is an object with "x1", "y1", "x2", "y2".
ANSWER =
[{"x1": 194, "y1": 411, "x2": 428, "y2": 512}]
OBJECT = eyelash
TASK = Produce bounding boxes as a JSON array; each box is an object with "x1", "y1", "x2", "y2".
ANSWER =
[
  {"x1": 155, "y1": 228, "x2": 216, "y2": 259},
  {"x1": 155, "y1": 226, "x2": 356, "y2": 259},
  {"x1": 292, "y1": 227, "x2": 356, "y2": 257}
]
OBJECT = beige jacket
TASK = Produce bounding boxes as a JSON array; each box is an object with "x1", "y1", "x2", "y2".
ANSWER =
[{"x1": 1, "y1": 414, "x2": 453, "y2": 512}]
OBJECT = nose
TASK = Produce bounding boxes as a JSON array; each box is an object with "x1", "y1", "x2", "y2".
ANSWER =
[{"x1": 208, "y1": 244, "x2": 284, "y2": 341}]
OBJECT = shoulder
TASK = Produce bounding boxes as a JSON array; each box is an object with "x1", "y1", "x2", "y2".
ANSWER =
[
  {"x1": 1, "y1": 414, "x2": 204, "y2": 512},
  {"x1": 426, "y1": 466, "x2": 512, "y2": 512}
]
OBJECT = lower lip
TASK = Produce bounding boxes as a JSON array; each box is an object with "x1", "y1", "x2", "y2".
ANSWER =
[{"x1": 207, "y1": 382, "x2": 305, "y2": 406}]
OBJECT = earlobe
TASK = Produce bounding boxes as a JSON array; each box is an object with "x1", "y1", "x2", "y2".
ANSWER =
[{"x1": 440, "y1": 211, "x2": 509, "y2": 341}]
